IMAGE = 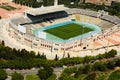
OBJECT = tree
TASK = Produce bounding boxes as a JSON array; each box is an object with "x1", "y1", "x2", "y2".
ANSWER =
[
  {"x1": 36, "y1": 52, "x2": 41, "y2": 58},
  {"x1": 82, "y1": 64, "x2": 91, "y2": 74},
  {"x1": 11, "y1": 72, "x2": 24, "y2": 80},
  {"x1": 85, "y1": 72, "x2": 96, "y2": 80},
  {"x1": 2, "y1": 40, "x2": 5, "y2": 46},
  {"x1": 75, "y1": 64, "x2": 91, "y2": 77},
  {"x1": 61, "y1": 67, "x2": 77, "y2": 80},
  {"x1": 38, "y1": 69, "x2": 48, "y2": 80},
  {"x1": 108, "y1": 49, "x2": 117, "y2": 57},
  {"x1": 38, "y1": 66, "x2": 53, "y2": 80},
  {"x1": 54, "y1": 54, "x2": 59, "y2": 61},
  {"x1": 67, "y1": 53, "x2": 70, "y2": 58},
  {"x1": 106, "y1": 61, "x2": 115, "y2": 70},
  {"x1": 92, "y1": 62, "x2": 107, "y2": 71},
  {"x1": 44, "y1": 66, "x2": 53, "y2": 77},
  {"x1": 0, "y1": 69, "x2": 7, "y2": 80},
  {"x1": 97, "y1": 54, "x2": 104, "y2": 60},
  {"x1": 83, "y1": 56, "x2": 94, "y2": 64},
  {"x1": 101, "y1": 49, "x2": 117, "y2": 59},
  {"x1": 115, "y1": 59, "x2": 120, "y2": 67},
  {"x1": 41, "y1": 53, "x2": 46, "y2": 59},
  {"x1": 29, "y1": 51, "x2": 35, "y2": 58}
]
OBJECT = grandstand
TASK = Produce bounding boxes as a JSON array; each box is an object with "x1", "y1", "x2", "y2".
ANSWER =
[{"x1": 8, "y1": 1, "x2": 120, "y2": 52}]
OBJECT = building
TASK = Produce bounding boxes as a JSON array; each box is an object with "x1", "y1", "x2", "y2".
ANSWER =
[
  {"x1": 80, "y1": 0, "x2": 112, "y2": 6},
  {"x1": 8, "y1": 0, "x2": 120, "y2": 52}
]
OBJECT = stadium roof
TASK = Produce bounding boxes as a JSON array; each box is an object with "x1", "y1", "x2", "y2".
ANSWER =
[{"x1": 25, "y1": 5, "x2": 69, "y2": 16}]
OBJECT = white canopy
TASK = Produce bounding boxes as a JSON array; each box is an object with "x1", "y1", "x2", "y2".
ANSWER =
[{"x1": 25, "y1": 5, "x2": 69, "y2": 16}]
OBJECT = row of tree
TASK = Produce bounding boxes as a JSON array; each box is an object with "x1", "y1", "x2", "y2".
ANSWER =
[
  {"x1": 61, "y1": 58, "x2": 120, "y2": 80},
  {"x1": 0, "y1": 44, "x2": 46, "y2": 60},
  {"x1": 0, "y1": 69, "x2": 7, "y2": 80},
  {"x1": 78, "y1": 2, "x2": 120, "y2": 17},
  {"x1": 0, "y1": 69, "x2": 24, "y2": 80},
  {"x1": 11, "y1": 72, "x2": 24, "y2": 80},
  {"x1": 12, "y1": 0, "x2": 77, "y2": 7},
  {"x1": 12, "y1": 0, "x2": 54, "y2": 8},
  {"x1": 0, "y1": 66, "x2": 54, "y2": 80},
  {"x1": 12, "y1": 0, "x2": 120, "y2": 17},
  {"x1": 0, "y1": 42, "x2": 117, "y2": 69}
]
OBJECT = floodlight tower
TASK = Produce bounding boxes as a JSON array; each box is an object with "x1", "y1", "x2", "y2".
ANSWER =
[{"x1": 54, "y1": 0, "x2": 58, "y2": 6}]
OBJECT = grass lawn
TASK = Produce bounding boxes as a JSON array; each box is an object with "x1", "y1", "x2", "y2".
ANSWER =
[
  {"x1": 77, "y1": 70, "x2": 112, "y2": 80},
  {"x1": 95, "y1": 70, "x2": 112, "y2": 80},
  {"x1": 26, "y1": 74, "x2": 40, "y2": 80},
  {"x1": 108, "y1": 70, "x2": 120, "y2": 80},
  {"x1": 44, "y1": 23, "x2": 94, "y2": 40},
  {"x1": 0, "y1": 5, "x2": 16, "y2": 10},
  {"x1": 47, "y1": 74, "x2": 56, "y2": 80}
]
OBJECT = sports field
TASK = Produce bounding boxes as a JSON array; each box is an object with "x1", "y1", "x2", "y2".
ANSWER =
[
  {"x1": 0, "y1": 5, "x2": 16, "y2": 10},
  {"x1": 44, "y1": 23, "x2": 94, "y2": 40}
]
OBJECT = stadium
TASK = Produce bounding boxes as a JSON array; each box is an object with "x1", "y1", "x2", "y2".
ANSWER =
[{"x1": 8, "y1": 0, "x2": 120, "y2": 52}]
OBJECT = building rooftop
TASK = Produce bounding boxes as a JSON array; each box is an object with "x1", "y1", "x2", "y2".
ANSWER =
[{"x1": 25, "y1": 5, "x2": 69, "y2": 16}]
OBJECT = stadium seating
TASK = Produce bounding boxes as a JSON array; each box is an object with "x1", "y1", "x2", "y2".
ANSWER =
[
  {"x1": 66, "y1": 9, "x2": 120, "y2": 24},
  {"x1": 73, "y1": 14, "x2": 115, "y2": 31}
]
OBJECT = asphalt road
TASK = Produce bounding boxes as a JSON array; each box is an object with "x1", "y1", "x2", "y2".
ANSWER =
[{"x1": 5, "y1": 67, "x2": 64, "y2": 80}]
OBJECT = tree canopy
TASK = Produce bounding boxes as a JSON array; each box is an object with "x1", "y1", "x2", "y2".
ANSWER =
[
  {"x1": 0, "y1": 69, "x2": 7, "y2": 80},
  {"x1": 38, "y1": 66, "x2": 53, "y2": 80},
  {"x1": 11, "y1": 72, "x2": 24, "y2": 80}
]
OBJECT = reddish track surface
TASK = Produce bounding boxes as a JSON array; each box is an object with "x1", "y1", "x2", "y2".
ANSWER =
[
  {"x1": 94, "y1": 31, "x2": 120, "y2": 47},
  {"x1": 94, "y1": 41, "x2": 102, "y2": 46},
  {"x1": 114, "y1": 33, "x2": 120, "y2": 37},
  {"x1": 105, "y1": 37, "x2": 119, "y2": 45}
]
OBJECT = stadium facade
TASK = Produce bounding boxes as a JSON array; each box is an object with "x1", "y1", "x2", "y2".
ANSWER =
[{"x1": 8, "y1": 0, "x2": 120, "y2": 52}]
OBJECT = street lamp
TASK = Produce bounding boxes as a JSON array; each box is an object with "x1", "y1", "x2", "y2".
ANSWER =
[
  {"x1": 102, "y1": 29, "x2": 104, "y2": 40},
  {"x1": 51, "y1": 42, "x2": 53, "y2": 55},
  {"x1": 62, "y1": 42, "x2": 66, "y2": 58}
]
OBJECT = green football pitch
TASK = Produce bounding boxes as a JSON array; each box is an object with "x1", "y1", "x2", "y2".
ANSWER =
[{"x1": 44, "y1": 23, "x2": 94, "y2": 40}]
